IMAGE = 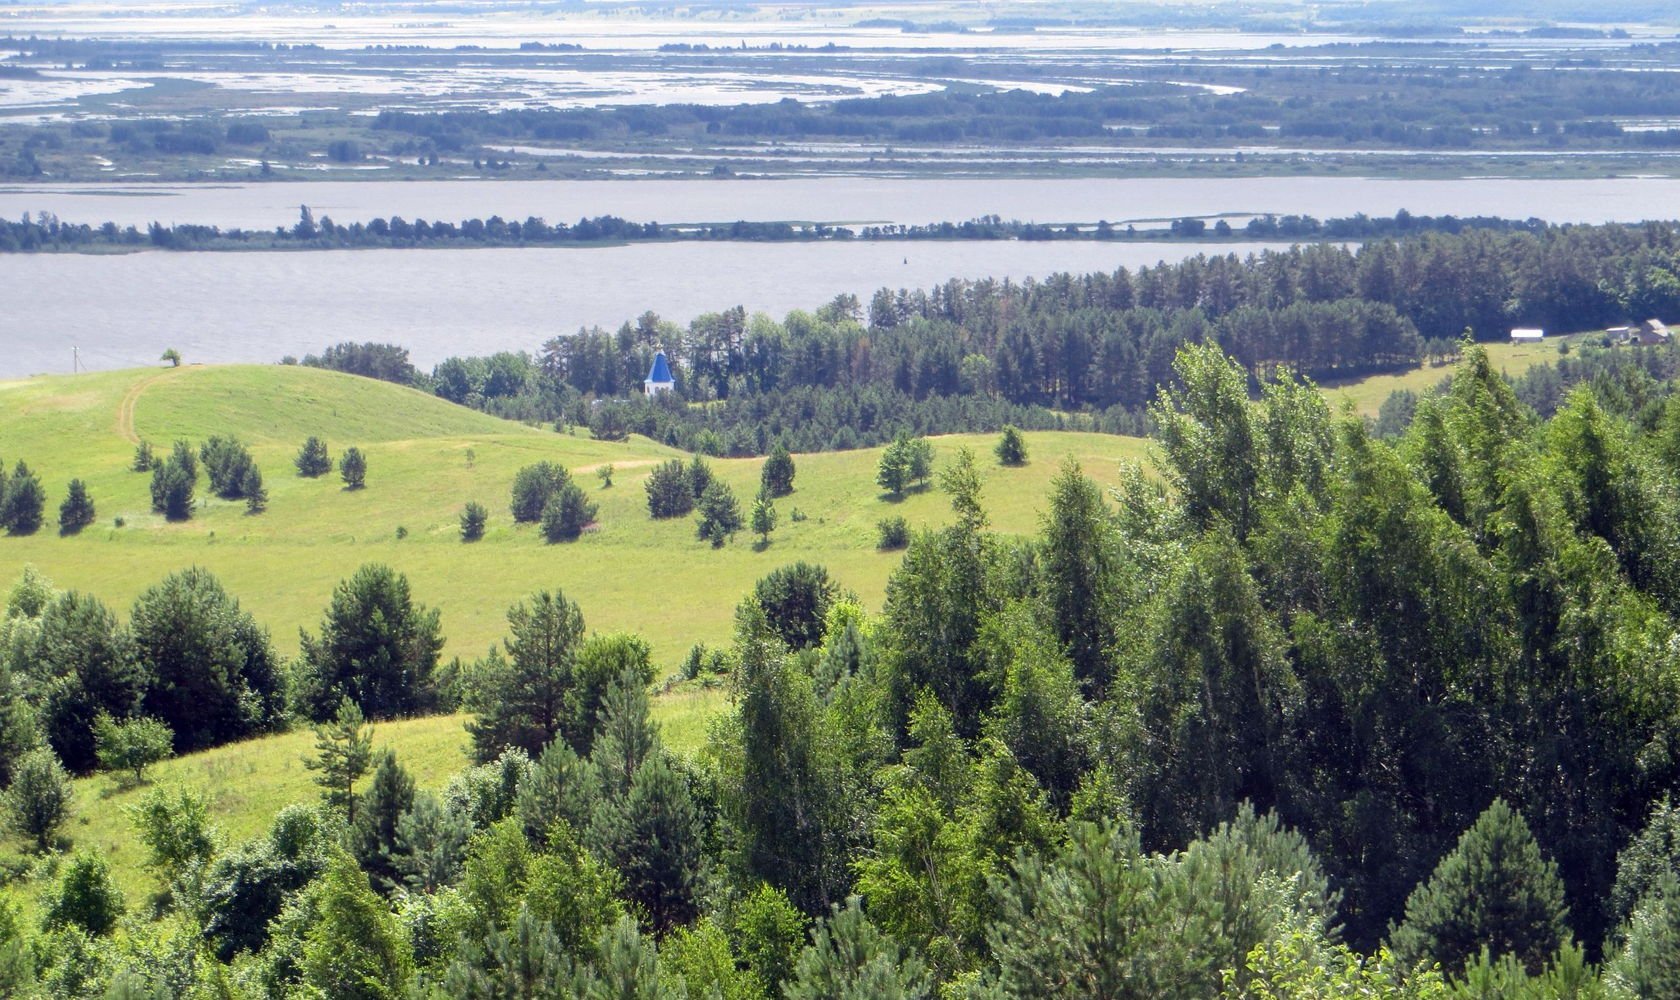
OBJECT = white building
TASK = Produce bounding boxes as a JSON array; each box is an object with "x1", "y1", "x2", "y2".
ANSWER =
[
  {"x1": 1510, "y1": 328, "x2": 1545, "y2": 343},
  {"x1": 644, "y1": 350, "x2": 675, "y2": 396}
]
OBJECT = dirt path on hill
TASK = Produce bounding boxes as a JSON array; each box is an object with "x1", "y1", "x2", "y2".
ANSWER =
[{"x1": 115, "y1": 368, "x2": 180, "y2": 444}]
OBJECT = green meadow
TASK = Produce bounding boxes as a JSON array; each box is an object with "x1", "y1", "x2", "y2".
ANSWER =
[{"x1": 0, "y1": 364, "x2": 1150, "y2": 665}]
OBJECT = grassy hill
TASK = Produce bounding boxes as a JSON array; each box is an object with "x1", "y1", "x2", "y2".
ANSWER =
[
  {"x1": 0, "y1": 364, "x2": 1150, "y2": 666},
  {"x1": 0, "y1": 348, "x2": 1572, "y2": 900}
]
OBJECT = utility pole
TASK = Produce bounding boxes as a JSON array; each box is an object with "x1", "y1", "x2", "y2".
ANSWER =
[{"x1": 72, "y1": 346, "x2": 79, "y2": 373}]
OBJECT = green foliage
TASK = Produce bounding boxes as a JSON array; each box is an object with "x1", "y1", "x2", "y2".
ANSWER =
[
  {"x1": 877, "y1": 432, "x2": 934, "y2": 498},
  {"x1": 644, "y1": 458, "x2": 695, "y2": 518},
  {"x1": 589, "y1": 752, "x2": 704, "y2": 932},
  {"x1": 126, "y1": 784, "x2": 217, "y2": 881},
  {"x1": 466, "y1": 590, "x2": 587, "y2": 761},
  {"x1": 1605, "y1": 875, "x2": 1680, "y2": 999},
  {"x1": 199, "y1": 435, "x2": 257, "y2": 499},
  {"x1": 459, "y1": 500, "x2": 488, "y2": 542},
  {"x1": 160, "y1": 348, "x2": 181, "y2": 367},
  {"x1": 762, "y1": 441, "x2": 797, "y2": 497},
  {"x1": 751, "y1": 491, "x2": 777, "y2": 545},
  {"x1": 130, "y1": 567, "x2": 284, "y2": 752},
  {"x1": 697, "y1": 479, "x2": 743, "y2": 547},
  {"x1": 734, "y1": 884, "x2": 806, "y2": 996},
  {"x1": 597, "y1": 463, "x2": 615, "y2": 489},
  {"x1": 751, "y1": 562, "x2": 837, "y2": 651},
  {"x1": 299, "y1": 853, "x2": 414, "y2": 1000},
  {"x1": 877, "y1": 516, "x2": 910, "y2": 550},
  {"x1": 510, "y1": 461, "x2": 574, "y2": 523},
  {"x1": 57, "y1": 479, "x2": 95, "y2": 535},
  {"x1": 0, "y1": 461, "x2": 44, "y2": 535},
  {"x1": 200, "y1": 804, "x2": 331, "y2": 959},
  {"x1": 305, "y1": 697, "x2": 374, "y2": 824},
  {"x1": 1612, "y1": 799, "x2": 1680, "y2": 934},
  {"x1": 33, "y1": 589, "x2": 146, "y2": 774},
  {"x1": 784, "y1": 897, "x2": 931, "y2": 1000},
  {"x1": 995, "y1": 425, "x2": 1027, "y2": 466},
  {"x1": 296, "y1": 563, "x2": 443, "y2": 720},
  {"x1": 131, "y1": 440, "x2": 154, "y2": 472},
  {"x1": 392, "y1": 791, "x2": 470, "y2": 894},
  {"x1": 148, "y1": 446, "x2": 196, "y2": 520},
  {"x1": 341, "y1": 445, "x2": 367, "y2": 489},
  {"x1": 1389, "y1": 799, "x2": 1570, "y2": 976},
  {"x1": 295, "y1": 435, "x2": 331, "y2": 477},
  {"x1": 987, "y1": 815, "x2": 1334, "y2": 1000},
  {"x1": 44, "y1": 852, "x2": 124, "y2": 937},
  {"x1": 539, "y1": 480, "x2": 596, "y2": 542},
  {"x1": 662, "y1": 918, "x2": 767, "y2": 1000},
  {"x1": 352, "y1": 750, "x2": 417, "y2": 891},
  {"x1": 1040, "y1": 459, "x2": 1118, "y2": 690},
  {"x1": 92, "y1": 712, "x2": 172, "y2": 784},
  {"x1": 241, "y1": 464, "x2": 266, "y2": 513},
  {"x1": 5, "y1": 747, "x2": 71, "y2": 850}
]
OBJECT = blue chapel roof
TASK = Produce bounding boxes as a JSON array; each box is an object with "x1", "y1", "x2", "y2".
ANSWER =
[{"x1": 647, "y1": 350, "x2": 674, "y2": 384}]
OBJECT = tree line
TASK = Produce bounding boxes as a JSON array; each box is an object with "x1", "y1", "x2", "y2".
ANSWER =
[
  {"x1": 0, "y1": 207, "x2": 1557, "y2": 254},
  {"x1": 301, "y1": 220, "x2": 1680, "y2": 455},
  {"x1": 8, "y1": 344, "x2": 1680, "y2": 994}
]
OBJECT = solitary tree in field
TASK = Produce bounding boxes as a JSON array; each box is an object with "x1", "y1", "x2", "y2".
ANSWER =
[
  {"x1": 132, "y1": 440, "x2": 154, "y2": 472},
  {"x1": 996, "y1": 425, "x2": 1028, "y2": 466},
  {"x1": 161, "y1": 348, "x2": 182, "y2": 368},
  {"x1": 752, "y1": 491, "x2": 777, "y2": 548},
  {"x1": 93, "y1": 713, "x2": 174, "y2": 786},
  {"x1": 761, "y1": 441, "x2": 796, "y2": 497},
  {"x1": 306, "y1": 697, "x2": 374, "y2": 825},
  {"x1": 597, "y1": 464, "x2": 615, "y2": 489},
  {"x1": 295, "y1": 437, "x2": 331, "y2": 478},
  {"x1": 460, "y1": 501, "x2": 488, "y2": 542},
  {"x1": 58, "y1": 479, "x2": 96, "y2": 535},
  {"x1": 341, "y1": 447, "x2": 367, "y2": 490}
]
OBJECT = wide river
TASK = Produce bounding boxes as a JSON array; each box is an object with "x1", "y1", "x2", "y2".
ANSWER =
[
  {"x1": 2, "y1": 239, "x2": 1291, "y2": 379},
  {"x1": 5, "y1": 174, "x2": 1680, "y2": 380}
]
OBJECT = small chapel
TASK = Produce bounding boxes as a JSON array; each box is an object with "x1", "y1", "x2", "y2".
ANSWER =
[{"x1": 644, "y1": 350, "x2": 675, "y2": 396}]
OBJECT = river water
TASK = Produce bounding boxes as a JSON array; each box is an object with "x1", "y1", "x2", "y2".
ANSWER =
[
  {"x1": 2, "y1": 239, "x2": 1292, "y2": 379},
  {"x1": 6, "y1": 173, "x2": 1679, "y2": 380}
]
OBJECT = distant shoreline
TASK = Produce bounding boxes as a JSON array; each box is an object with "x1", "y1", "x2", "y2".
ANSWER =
[{"x1": 0, "y1": 208, "x2": 1585, "y2": 255}]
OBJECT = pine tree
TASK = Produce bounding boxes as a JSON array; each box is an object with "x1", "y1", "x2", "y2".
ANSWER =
[
  {"x1": 351, "y1": 750, "x2": 417, "y2": 891},
  {"x1": 295, "y1": 436, "x2": 331, "y2": 477},
  {"x1": 539, "y1": 482, "x2": 596, "y2": 543},
  {"x1": 242, "y1": 465, "x2": 267, "y2": 514},
  {"x1": 587, "y1": 753, "x2": 703, "y2": 932},
  {"x1": 1389, "y1": 799, "x2": 1569, "y2": 976},
  {"x1": 0, "y1": 461, "x2": 44, "y2": 535},
  {"x1": 57, "y1": 479, "x2": 95, "y2": 535},
  {"x1": 645, "y1": 458, "x2": 694, "y2": 518},
  {"x1": 762, "y1": 441, "x2": 796, "y2": 497},
  {"x1": 465, "y1": 590, "x2": 586, "y2": 761},
  {"x1": 460, "y1": 501, "x2": 488, "y2": 542},
  {"x1": 340, "y1": 446, "x2": 367, "y2": 489},
  {"x1": 696, "y1": 480, "x2": 742, "y2": 548},
  {"x1": 995, "y1": 425, "x2": 1028, "y2": 466},
  {"x1": 306, "y1": 698, "x2": 373, "y2": 825}
]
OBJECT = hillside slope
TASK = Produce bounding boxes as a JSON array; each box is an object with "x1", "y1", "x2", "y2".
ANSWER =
[{"x1": 0, "y1": 364, "x2": 1149, "y2": 661}]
